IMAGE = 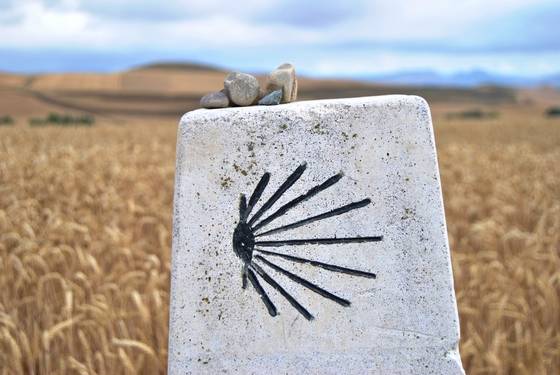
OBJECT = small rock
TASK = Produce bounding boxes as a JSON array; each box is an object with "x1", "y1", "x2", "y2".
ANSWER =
[
  {"x1": 200, "y1": 91, "x2": 230, "y2": 108},
  {"x1": 224, "y1": 72, "x2": 260, "y2": 106},
  {"x1": 258, "y1": 90, "x2": 283, "y2": 105},
  {"x1": 266, "y1": 63, "x2": 297, "y2": 103}
]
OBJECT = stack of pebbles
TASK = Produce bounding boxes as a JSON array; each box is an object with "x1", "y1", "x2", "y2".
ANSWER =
[{"x1": 200, "y1": 63, "x2": 297, "y2": 109}]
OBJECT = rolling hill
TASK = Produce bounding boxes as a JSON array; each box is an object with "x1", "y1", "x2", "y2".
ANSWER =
[{"x1": 0, "y1": 62, "x2": 548, "y2": 120}]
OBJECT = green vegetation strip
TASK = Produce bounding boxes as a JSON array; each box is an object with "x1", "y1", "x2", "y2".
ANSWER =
[
  {"x1": 0, "y1": 115, "x2": 15, "y2": 126},
  {"x1": 29, "y1": 112, "x2": 95, "y2": 127},
  {"x1": 446, "y1": 109, "x2": 499, "y2": 120},
  {"x1": 545, "y1": 107, "x2": 560, "y2": 117}
]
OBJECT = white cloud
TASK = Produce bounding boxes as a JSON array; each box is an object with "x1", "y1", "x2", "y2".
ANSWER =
[
  {"x1": 0, "y1": 0, "x2": 558, "y2": 75},
  {"x1": 0, "y1": 1, "x2": 321, "y2": 49},
  {"x1": 0, "y1": 2, "x2": 106, "y2": 48},
  {"x1": 2, "y1": 0, "x2": 555, "y2": 49}
]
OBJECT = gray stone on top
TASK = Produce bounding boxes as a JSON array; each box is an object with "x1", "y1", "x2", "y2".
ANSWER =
[
  {"x1": 169, "y1": 96, "x2": 464, "y2": 374},
  {"x1": 200, "y1": 91, "x2": 229, "y2": 108},
  {"x1": 224, "y1": 72, "x2": 260, "y2": 106},
  {"x1": 257, "y1": 89, "x2": 282, "y2": 105},
  {"x1": 266, "y1": 62, "x2": 297, "y2": 103}
]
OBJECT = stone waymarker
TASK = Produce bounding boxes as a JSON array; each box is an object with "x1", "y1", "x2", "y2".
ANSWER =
[{"x1": 169, "y1": 95, "x2": 464, "y2": 374}]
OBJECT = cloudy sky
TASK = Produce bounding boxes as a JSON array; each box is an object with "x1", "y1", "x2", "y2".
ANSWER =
[{"x1": 0, "y1": 0, "x2": 558, "y2": 77}]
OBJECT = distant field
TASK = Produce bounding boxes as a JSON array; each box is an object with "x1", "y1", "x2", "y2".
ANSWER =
[
  {"x1": 0, "y1": 65, "x2": 526, "y2": 120},
  {"x1": 1, "y1": 103, "x2": 558, "y2": 374},
  {"x1": 0, "y1": 65, "x2": 559, "y2": 374}
]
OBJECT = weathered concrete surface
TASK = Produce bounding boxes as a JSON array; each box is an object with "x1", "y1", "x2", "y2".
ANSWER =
[{"x1": 169, "y1": 96, "x2": 464, "y2": 374}]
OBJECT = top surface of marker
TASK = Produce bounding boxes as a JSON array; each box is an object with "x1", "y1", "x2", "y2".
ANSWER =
[{"x1": 169, "y1": 95, "x2": 464, "y2": 374}]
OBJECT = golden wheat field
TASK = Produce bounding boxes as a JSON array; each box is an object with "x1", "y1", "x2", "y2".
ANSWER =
[{"x1": 1, "y1": 105, "x2": 559, "y2": 374}]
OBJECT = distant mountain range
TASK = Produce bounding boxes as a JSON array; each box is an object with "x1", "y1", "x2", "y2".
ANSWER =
[{"x1": 362, "y1": 69, "x2": 560, "y2": 88}]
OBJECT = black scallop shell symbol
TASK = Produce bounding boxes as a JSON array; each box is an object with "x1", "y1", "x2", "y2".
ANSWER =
[{"x1": 233, "y1": 162, "x2": 383, "y2": 321}]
